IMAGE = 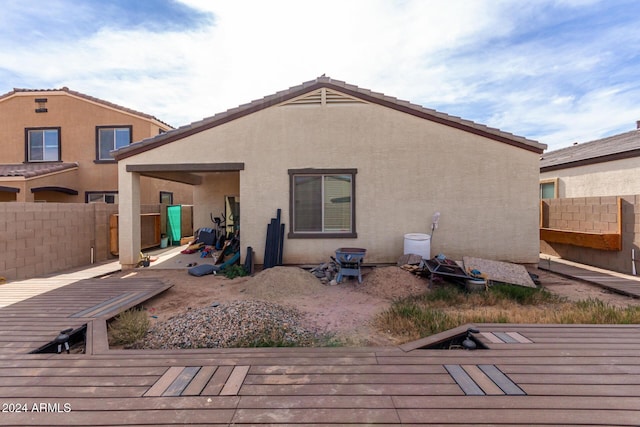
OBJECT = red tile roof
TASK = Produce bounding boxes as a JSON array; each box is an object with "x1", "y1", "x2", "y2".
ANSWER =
[{"x1": 0, "y1": 162, "x2": 79, "y2": 178}]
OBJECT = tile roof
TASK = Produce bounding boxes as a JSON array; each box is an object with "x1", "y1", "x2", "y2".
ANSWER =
[
  {"x1": 540, "y1": 129, "x2": 640, "y2": 171},
  {"x1": 0, "y1": 162, "x2": 79, "y2": 178},
  {"x1": 114, "y1": 76, "x2": 546, "y2": 160},
  {"x1": 0, "y1": 87, "x2": 172, "y2": 129}
]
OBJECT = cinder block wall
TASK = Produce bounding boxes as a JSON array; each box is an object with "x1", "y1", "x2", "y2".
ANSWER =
[
  {"x1": 0, "y1": 203, "x2": 120, "y2": 281},
  {"x1": 540, "y1": 195, "x2": 638, "y2": 274}
]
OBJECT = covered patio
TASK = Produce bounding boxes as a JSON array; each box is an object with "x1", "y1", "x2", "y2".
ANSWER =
[{"x1": 117, "y1": 162, "x2": 243, "y2": 269}]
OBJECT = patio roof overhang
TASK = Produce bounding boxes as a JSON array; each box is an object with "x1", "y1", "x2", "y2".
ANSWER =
[{"x1": 125, "y1": 163, "x2": 245, "y2": 186}]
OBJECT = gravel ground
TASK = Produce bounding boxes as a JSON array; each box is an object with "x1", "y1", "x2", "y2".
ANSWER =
[{"x1": 133, "y1": 299, "x2": 325, "y2": 349}]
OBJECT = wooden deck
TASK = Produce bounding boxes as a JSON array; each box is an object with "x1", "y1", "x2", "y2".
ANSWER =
[
  {"x1": 0, "y1": 276, "x2": 171, "y2": 355},
  {"x1": 0, "y1": 275, "x2": 639, "y2": 425},
  {"x1": 0, "y1": 260, "x2": 121, "y2": 309},
  {"x1": 539, "y1": 257, "x2": 640, "y2": 298}
]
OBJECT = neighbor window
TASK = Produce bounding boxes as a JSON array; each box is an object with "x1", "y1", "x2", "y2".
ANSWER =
[
  {"x1": 26, "y1": 128, "x2": 60, "y2": 162},
  {"x1": 96, "y1": 126, "x2": 132, "y2": 160},
  {"x1": 289, "y1": 169, "x2": 356, "y2": 238},
  {"x1": 86, "y1": 192, "x2": 118, "y2": 204},
  {"x1": 540, "y1": 178, "x2": 558, "y2": 199},
  {"x1": 160, "y1": 191, "x2": 173, "y2": 204}
]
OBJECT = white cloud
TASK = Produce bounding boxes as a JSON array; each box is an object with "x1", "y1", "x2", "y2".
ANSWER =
[{"x1": 1, "y1": 0, "x2": 638, "y2": 151}]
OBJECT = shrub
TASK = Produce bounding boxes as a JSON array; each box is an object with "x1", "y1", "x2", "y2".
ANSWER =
[
  {"x1": 108, "y1": 308, "x2": 150, "y2": 346},
  {"x1": 375, "y1": 302, "x2": 455, "y2": 341},
  {"x1": 222, "y1": 264, "x2": 248, "y2": 279}
]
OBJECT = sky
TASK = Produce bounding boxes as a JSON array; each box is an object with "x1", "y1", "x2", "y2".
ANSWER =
[{"x1": 1, "y1": 0, "x2": 639, "y2": 152}]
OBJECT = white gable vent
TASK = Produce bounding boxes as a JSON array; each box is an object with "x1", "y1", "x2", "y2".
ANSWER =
[{"x1": 283, "y1": 88, "x2": 365, "y2": 106}]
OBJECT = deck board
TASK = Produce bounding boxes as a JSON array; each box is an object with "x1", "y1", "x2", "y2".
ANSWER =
[
  {"x1": 1, "y1": 271, "x2": 640, "y2": 424},
  {"x1": 220, "y1": 365, "x2": 250, "y2": 395},
  {"x1": 539, "y1": 258, "x2": 640, "y2": 299},
  {"x1": 182, "y1": 366, "x2": 217, "y2": 396},
  {"x1": 0, "y1": 277, "x2": 171, "y2": 355}
]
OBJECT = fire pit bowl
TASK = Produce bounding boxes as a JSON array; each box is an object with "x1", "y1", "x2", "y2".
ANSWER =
[{"x1": 335, "y1": 248, "x2": 367, "y2": 283}]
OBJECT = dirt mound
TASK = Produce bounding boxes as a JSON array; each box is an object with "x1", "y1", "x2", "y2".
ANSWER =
[
  {"x1": 243, "y1": 266, "x2": 326, "y2": 300},
  {"x1": 356, "y1": 266, "x2": 428, "y2": 300}
]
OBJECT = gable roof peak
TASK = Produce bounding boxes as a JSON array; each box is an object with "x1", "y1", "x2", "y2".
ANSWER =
[
  {"x1": 1, "y1": 87, "x2": 172, "y2": 129},
  {"x1": 115, "y1": 77, "x2": 545, "y2": 160}
]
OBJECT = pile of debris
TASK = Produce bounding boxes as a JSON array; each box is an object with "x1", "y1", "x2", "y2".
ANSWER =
[
  {"x1": 309, "y1": 261, "x2": 339, "y2": 285},
  {"x1": 398, "y1": 253, "x2": 424, "y2": 274}
]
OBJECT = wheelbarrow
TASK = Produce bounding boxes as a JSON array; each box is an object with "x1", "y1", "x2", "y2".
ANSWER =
[{"x1": 335, "y1": 248, "x2": 366, "y2": 283}]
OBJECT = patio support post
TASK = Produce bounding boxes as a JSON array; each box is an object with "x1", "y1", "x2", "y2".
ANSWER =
[{"x1": 118, "y1": 164, "x2": 141, "y2": 269}]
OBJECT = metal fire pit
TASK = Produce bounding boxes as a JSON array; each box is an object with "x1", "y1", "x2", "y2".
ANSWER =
[{"x1": 335, "y1": 248, "x2": 366, "y2": 283}]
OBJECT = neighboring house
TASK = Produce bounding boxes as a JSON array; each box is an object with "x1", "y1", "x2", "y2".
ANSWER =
[
  {"x1": 0, "y1": 87, "x2": 192, "y2": 205},
  {"x1": 540, "y1": 122, "x2": 640, "y2": 198},
  {"x1": 539, "y1": 122, "x2": 640, "y2": 274},
  {"x1": 114, "y1": 76, "x2": 546, "y2": 269}
]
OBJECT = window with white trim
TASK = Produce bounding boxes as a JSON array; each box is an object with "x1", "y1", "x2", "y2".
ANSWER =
[{"x1": 289, "y1": 169, "x2": 356, "y2": 238}]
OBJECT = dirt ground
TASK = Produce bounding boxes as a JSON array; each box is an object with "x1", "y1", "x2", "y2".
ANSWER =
[{"x1": 113, "y1": 263, "x2": 640, "y2": 347}]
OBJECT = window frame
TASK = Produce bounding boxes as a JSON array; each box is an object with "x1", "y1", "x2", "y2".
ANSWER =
[
  {"x1": 95, "y1": 125, "x2": 132, "y2": 163},
  {"x1": 288, "y1": 168, "x2": 357, "y2": 239},
  {"x1": 85, "y1": 191, "x2": 118, "y2": 204},
  {"x1": 540, "y1": 178, "x2": 558, "y2": 199},
  {"x1": 160, "y1": 191, "x2": 174, "y2": 204},
  {"x1": 25, "y1": 127, "x2": 61, "y2": 163}
]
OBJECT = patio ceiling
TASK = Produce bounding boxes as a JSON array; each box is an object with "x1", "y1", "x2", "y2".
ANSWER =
[{"x1": 126, "y1": 163, "x2": 245, "y2": 186}]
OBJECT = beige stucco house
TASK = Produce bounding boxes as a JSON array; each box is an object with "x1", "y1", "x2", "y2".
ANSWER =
[
  {"x1": 540, "y1": 122, "x2": 640, "y2": 198},
  {"x1": 539, "y1": 122, "x2": 640, "y2": 274},
  {"x1": 115, "y1": 77, "x2": 546, "y2": 269},
  {"x1": 0, "y1": 87, "x2": 192, "y2": 205}
]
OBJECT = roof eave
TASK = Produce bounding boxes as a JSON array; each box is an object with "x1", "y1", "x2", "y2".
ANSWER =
[
  {"x1": 115, "y1": 79, "x2": 545, "y2": 161},
  {"x1": 541, "y1": 148, "x2": 640, "y2": 172}
]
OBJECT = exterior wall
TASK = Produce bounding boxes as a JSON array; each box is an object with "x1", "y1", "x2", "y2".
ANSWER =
[
  {"x1": 14, "y1": 169, "x2": 80, "y2": 202},
  {"x1": 0, "y1": 202, "x2": 166, "y2": 281},
  {"x1": 541, "y1": 197, "x2": 620, "y2": 232},
  {"x1": 540, "y1": 195, "x2": 640, "y2": 274},
  {"x1": 119, "y1": 100, "x2": 542, "y2": 265},
  {"x1": 193, "y1": 172, "x2": 239, "y2": 232},
  {"x1": 142, "y1": 176, "x2": 194, "y2": 205},
  {"x1": 541, "y1": 157, "x2": 640, "y2": 198},
  {"x1": 0, "y1": 91, "x2": 193, "y2": 205},
  {"x1": 0, "y1": 203, "x2": 117, "y2": 281}
]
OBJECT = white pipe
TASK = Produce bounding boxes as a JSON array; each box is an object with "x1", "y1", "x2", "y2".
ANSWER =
[
  {"x1": 91, "y1": 247, "x2": 94, "y2": 265},
  {"x1": 633, "y1": 249, "x2": 636, "y2": 276}
]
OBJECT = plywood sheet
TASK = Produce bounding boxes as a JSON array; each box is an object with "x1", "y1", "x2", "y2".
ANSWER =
[{"x1": 463, "y1": 257, "x2": 536, "y2": 288}]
